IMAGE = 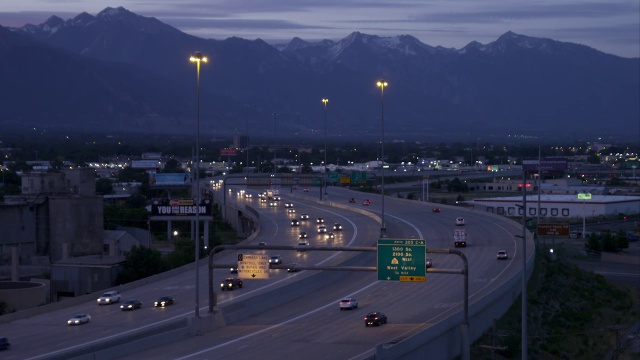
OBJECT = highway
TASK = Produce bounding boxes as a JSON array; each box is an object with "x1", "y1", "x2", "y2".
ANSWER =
[{"x1": 0, "y1": 185, "x2": 526, "y2": 359}]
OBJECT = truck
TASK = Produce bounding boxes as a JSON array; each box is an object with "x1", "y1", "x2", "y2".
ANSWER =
[{"x1": 454, "y1": 229, "x2": 467, "y2": 247}]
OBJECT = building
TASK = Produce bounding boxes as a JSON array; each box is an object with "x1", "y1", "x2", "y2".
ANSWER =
[{"x1": 471, "y1": 194, "x2": 640, "y2": 219}]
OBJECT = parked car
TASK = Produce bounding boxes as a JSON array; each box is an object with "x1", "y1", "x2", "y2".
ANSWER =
[
  {"x1": 120, "y1": 299, "x2": 142, "y2": 311},
  {"x1": 497, "y1": 250, "x2": 508, "y2": 260},
  {"x1": 220, "y1": 277, "x2": 243, "y2": 290},
  {"x1": 339, "y1": 297, "x2": 358, "y2": 310},
  {"x1": 455, "y1": 217, "x2": 465, "y2": 226},
  {"x1": 333, "y1": 223, "x2": 343, "y2": 231},
  {"x1": 67, "y1": 314, "x2": 91, "y2": 325},
  {"x1": 269, "y1": 255, "x2": 283, "y2": 265},
  {"x1": 154, "y1": 296, "x2": 175, "y2": 307},
  {"x1": 97, "y1": 291, "x2": 121, "y2": 305},
  {"x1": 364, "y1": 312, "x2": 387, "y2": 326},
  {"x1": 363, "y1": 199, "x2": 371, "y2": 206}
]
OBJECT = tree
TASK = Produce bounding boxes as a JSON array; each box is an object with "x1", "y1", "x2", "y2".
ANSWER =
[
  {"x1": 95, "y1": 178, "x2": 114, "y2": 195},
  {"x1": 117, "y1": 246, "x2": 167, "y2": 284}
]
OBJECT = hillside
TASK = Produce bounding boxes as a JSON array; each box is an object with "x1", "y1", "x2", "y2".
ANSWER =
[{"x1": 470, "y1": 247, "x2": 640, "y2": 359}]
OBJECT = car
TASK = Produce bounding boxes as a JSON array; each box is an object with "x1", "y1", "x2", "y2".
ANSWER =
[
  {"x1": 287, "y1": 208, "x2": 296, "y2": 214},
  {"x1": 154, "y1": 296, "x2": 175, "y2": 307},
  {"x1": 287, "y1": 263, "x2": 301, "y2": 272},
  {"x1": 259, "y1": 241, "x2": 267, "y2": 246},
  {"x1": 230, "y1": 266, "x2": 238, "y2": 273},
  {"x1": 297, "y1": 241, "x2": 309, "y2": 251},
  {"x1": 325, "y1": 232, "x2": 335, "y2": 240},
  {"x1": 303, "y1": 187, "x2": 310, "y2": 192},
  {"x1": 333, "y1": 223, "x2": 343, "y2": 231},
  {"x1": 272, "y1": 195, "x2": 281, "y2": 201},
  {"x1": 220, "y1": 277, "x2": 243, "y2": 290},
  {"x1": 455, "y1": 217, "x2": 465, "y2": 226},
  {"x1": 0, "y1": 336, "x2": 10, "y2": 350},
  {"x1": 244, "y1": 193, "x2": 252, "y2": 198},
  {"x1": 67, "y1": 314, "x2": 91, "y2": 325},
  {"x1": 497, "y1": 250, "x2": 508, "y2": 260},
  {"x1": 269, "y1": 255, "x2": 282, "y2": 264},
  {"x1": 348, "y1": 197, "x2": 356, "y2": 203},
  {"x1": 260, "y1": 198, "x2": 267, "y2": 203},
  {"x1": 284, "y1": 202, "x2": 293, "y2": 208},
  {"x1": 120, "y1": 299, "x2": 142, "y2": 311},
  {"x1": 425, "y1": 258, "x2": 433, "y2": 268},
  {"x1": 291, "y1": 219, "x2": 300, "y2": 226},
  {"x1": 317, "y1": 225, "x2": 327, "y2": 233},
  {"x1": 339, "y1": 297, "x2": 358, "y2": 310},
  {"x1": 300, "y1": 213, "x2": 310, "y2": 220},
  {"x1": 269, "y1": 201, "x2": 277, "y2": 207},
  {"x1": 316, "y1": 217, "x2": 325, "y2": 224},
  {"x1": 432, "y1": 208, "x2": 441, "y2": 213},
  {"x1": 97, "y1": 290, "x2": 121, "y2": 305},
  {"x1": 299, "y1": 231, "x2": 308, "y2": 239},
  {"x1": 364, "y1": 312, "x2": 387, "y2": 326},
  {"x1": 363, "y1": 199, "x2": 371, "y2": 206}
]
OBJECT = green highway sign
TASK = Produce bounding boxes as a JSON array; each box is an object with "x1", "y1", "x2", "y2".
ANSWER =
[
  {"x1": 377, "y1": 239, "x2": 426, "y2": 282},
  {"x1": 351, "y1": 170, "x2": 367, "y2": 184},
  {"x1": 328, "y1": 171, "x2": 340, "y2": 183}
]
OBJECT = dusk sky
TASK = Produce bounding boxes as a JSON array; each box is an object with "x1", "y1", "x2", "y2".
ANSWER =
[{"x1": 1, "y1": 1, "x2": 638, "y2": 58}]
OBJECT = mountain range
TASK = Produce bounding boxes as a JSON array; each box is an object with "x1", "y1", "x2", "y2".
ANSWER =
[{"x1": 1, "y1": 6, "x2": 638, "y2": 142}]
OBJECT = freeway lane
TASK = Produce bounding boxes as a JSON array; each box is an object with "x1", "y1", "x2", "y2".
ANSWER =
[
  {"x1": 115, "y1": 186, "x2": 526, "y2": 359},
  {"x1": 0, "y1": 187, "x2": 383, "y2": 360}
]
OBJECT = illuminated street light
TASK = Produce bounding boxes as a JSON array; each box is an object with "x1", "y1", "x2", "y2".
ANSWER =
[
  {"x1": 322, "y1": 98, "x2": 329, "y2": 201},
  {"x1": 190, "y1": 51, "x2": 207, "y2": 318},
  {"x1": 377, "y1": 80, "x2": 388, "y2": 238}
]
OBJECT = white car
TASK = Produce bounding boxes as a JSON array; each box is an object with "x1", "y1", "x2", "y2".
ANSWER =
[
  {"x1": 339, "y1": 297, "x2": 358, "y2": 310},
  {"x1": 297, "y1": 241, "x2": 309, "y2": 252},
  {"x1": 97, "y1": 291, "x2": 121, "y2": 305},
  {"x1": 67, "y1": 314, "x2": 91, "y2": 325},
  {"x1": 497, "y1": 250, "x2": 508, "y2": 260},
  {"x1": 455, "y1": 217, "x2": 465, "y2": 226}
]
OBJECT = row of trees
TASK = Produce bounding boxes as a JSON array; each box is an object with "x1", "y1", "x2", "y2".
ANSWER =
[{"x1": 584, "y1": 230, "x2": 630, "y2": 252}]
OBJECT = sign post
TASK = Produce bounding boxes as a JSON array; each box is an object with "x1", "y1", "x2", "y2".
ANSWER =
[
  {"x1": 377, "y1": 239, "x2": 426, "y2": 282},
  {"x1": 577, "y1": 193, "x2": 591, "y2": 239},
  {"x1": 237, "y1": 254, "x2": 269, "y2": 279}
]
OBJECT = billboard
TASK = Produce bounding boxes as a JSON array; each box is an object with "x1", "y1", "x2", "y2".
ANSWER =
[
  {"x1": 537, "y1": 223, "x2": 570, "y2": 237},
  {"x1": 220, "y1": 148, "x2": 237, "y2": 156},
  {"x1": 523, "y1": 158, "x2": 568, "y2": 173},
  {"x1": 149, "y1": 173, "x2": 191, "y2": 186},
  {"x1": 151, "y1": 198, "x2": 212, "y2": 216},
  {"x1": 131, "y1": 159, "x2": 160, "y2": 169}
]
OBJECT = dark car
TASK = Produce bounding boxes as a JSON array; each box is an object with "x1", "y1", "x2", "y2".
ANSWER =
[
  {"x1": 348, "y1": 197, "x2": 356, "y2": 203},
  {"x1": 287, "y1": 263, "x2": 301, "y2": 272},
  {"x1": 333, "y1": 223, "x2": 343, "y2": 231},
  {"x1": 291, "y1": 219, "x2": 300, "y2": 226},
  {"x1": 0, "y1": 337, "x2": 10, "y2": 350},
  {"x1": 364, "y1": 312, "x2": 387, "y2": 326},
  {"x1": 120, "y1": 299, "x2": 142, "y2": 311},
  {"x1": 220, "y1": 277, "x2": 243, "y2": 290},
  {"x1": 154, "y1": 296, "x2": 175, "y2": 307},
  {"x1": 432, "y1": 208, "x2": 441, "y2": 213},
  {"x1": 425, "y1": 258, "x2": 433, "y2": 268}
]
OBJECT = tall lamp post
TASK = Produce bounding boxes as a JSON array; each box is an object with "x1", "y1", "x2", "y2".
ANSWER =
[
  {"x1": 273, "y1": 112, "x2": 277, "y2": 177},
  {"x1": 377, "y1": 80, "x2": 388, "y2": 238},
  {"x1": 189, "y1": 51, "x2": 207, "y2": 318},
  {"x1": 322, "y1": 98, "x2": 329, "y2": 201},
  {"x1": 245, "y1": 104, "x2": 250, "y2": 172}
]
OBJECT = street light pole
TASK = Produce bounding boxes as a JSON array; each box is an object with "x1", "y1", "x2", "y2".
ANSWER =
[
  {"x1": 273, "y1": 112, "x2": 277, "y2": 177},
  {"x1": 189, "y1": 51, "x2": 207, "y2": 318},
  {"x1": 377, "y1": 80, "x2": 388, "y2": 238},
  {"x1": 322, "y1": 98, "x2": 328, "y2": 201},
  {"x1": 246, "y1": 104, "x2": 250, "y2": 172}
]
